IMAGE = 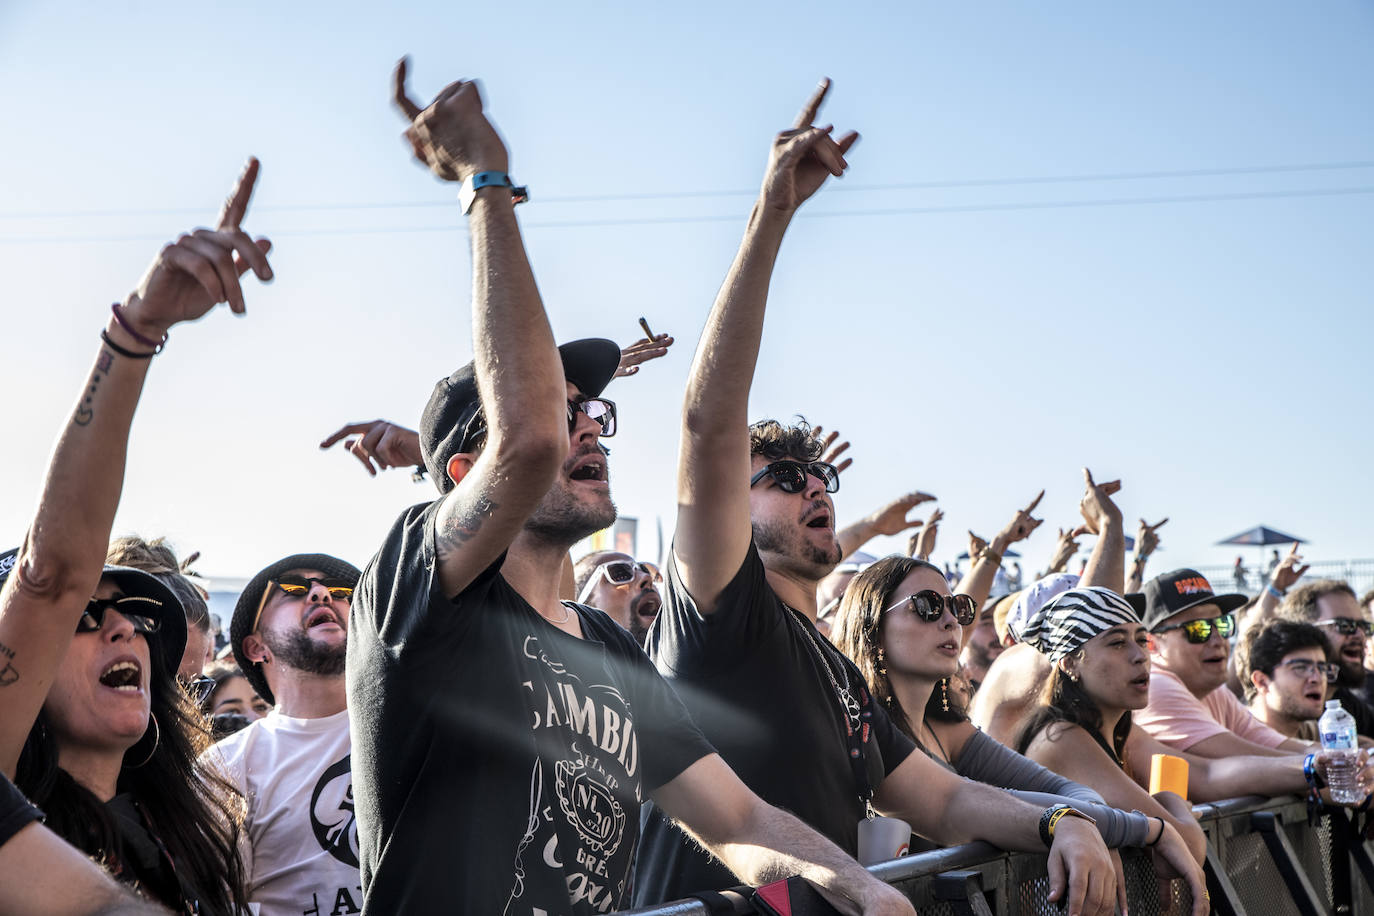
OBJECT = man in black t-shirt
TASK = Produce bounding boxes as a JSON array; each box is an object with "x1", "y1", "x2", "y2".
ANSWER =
[
  {"x1": 348, "y1": 62, "x2": 916, "y2": 916},
  {"x1": 637, "y1": 79, "x2": 1119, "y2": 916}
]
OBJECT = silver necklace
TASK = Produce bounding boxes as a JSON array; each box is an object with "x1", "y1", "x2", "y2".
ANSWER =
[{"x1": 788, "y1": 604, "x2": 860, "y2": 731}]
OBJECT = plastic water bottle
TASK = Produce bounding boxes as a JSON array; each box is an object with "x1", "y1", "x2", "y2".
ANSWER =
[{"x1": 1319, "y1": 699, "x2": 1363, "y2": 804}]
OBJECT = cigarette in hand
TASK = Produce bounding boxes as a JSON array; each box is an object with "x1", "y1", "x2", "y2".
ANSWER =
[{"x1": 638, "y1": 317, "x2": 655, "y2": 339}]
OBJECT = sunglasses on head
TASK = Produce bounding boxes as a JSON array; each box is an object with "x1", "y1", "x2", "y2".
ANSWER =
[
  {"x1": 884, "y1": 590, "x2": 978, "y2": 626},
  {"x1": 1316, "y1": 617, "x2": 1373, "y2": 637},
  {"x1": 576, "y1": 560, "x2": 661, "y2": 603},
  {"x1": 1278, "y1": 658, "x2": 1338, "y2": 683},
  {"x1": 1155, "y1": 613, "x2": 1235, "y2": 644},
  {"x1": 77, "y1": 595, "x2": 162, "y2": 637},
  {"x1": 749, "y1": 460, "x2": 840, "y2": 495},
  {"x1": 251, "y1": 576, "x2": 355, "y2": 633}
]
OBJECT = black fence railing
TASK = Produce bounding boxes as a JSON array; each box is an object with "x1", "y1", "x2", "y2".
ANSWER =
[{"x1": 620, "y1": 795, "x2": 1374, "y2": 915}]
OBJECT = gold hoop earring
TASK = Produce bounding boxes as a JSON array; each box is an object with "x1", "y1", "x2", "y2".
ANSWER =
[
  {"x1": 125, "y1": 713, "x2": 160, "y2": 769},
  {"x1": 940, "y1": 678, "x2": 950, "y2": 712}
]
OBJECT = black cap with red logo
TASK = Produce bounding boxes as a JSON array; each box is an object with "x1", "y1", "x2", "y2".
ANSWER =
[{"x1": 1141, "y1": 568, "x2": 1248, "y2": 632}]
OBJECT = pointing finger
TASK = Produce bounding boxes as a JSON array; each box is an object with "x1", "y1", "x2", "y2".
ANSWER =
[
  {"x1": 1082, "y1": 467, "x2": 1096, "y2": 489},
  {"x1": 392, "y1": 57, "x2": 424, "y2": 121},
  {"x1": 835, "y1": 130, "x2": 860, "y2": 155},
  {"x1": 1024, "y1": 489, "x2": 1045, "y2": 514},
  {"x1": 217, "y1": 157, "x2": 260, "y2": 230},
  {"x1": 793, "y1": 77, "x2": 831, "y2": 129}
]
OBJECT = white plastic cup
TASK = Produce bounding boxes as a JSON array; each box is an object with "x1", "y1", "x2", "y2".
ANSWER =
[{"x1": 856, "y1": 815, "x2": 912, "y2": 865}]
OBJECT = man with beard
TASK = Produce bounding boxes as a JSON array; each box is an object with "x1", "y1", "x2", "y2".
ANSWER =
[
  {"x1": 1136, "y1": 569, "x2": 1314, "y2": 757},
  {"x1": 207, "y1": 553, "x2": 364, "y2": 916},
  {"x1": 1280, "y1": 580, "x2": 1374, "y2": 736},
  {"x1": 1245, "y1": 619, "x2": 1336, "y2": 740},
  {"x1": 573, "y1": 551, "x2": 662, "y2": 645},
  {"x1": 346, "y1": 62, "x2": 916, "y2": 916},
  {"x1": 635, "y1": 79, "x2": 1119, "y2": 916},
  {"x1": 959, "y1": 592, "x2": 1009, "y2": 690}
]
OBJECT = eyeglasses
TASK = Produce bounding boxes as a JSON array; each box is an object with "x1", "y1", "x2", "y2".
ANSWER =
[
  {"x1": 749, "y1": 460, "x2": 840, "y2": 494},
  {"x1": 77, "y1": 596, "x2": 162, "y2": 636},
  {"x1": 576, "y1": 560, "x2": 661, "y2": 603},
  {"x1": 883, "y1": 590, "x2": 978, "y2": 626},
  {"x1": 569, "y1": 397, "x2": 616, "y2": 438},
  {"x1": 1278, "y1": 658, "x2": 1338, "y2": 683},
  {"x1": 468, "y1": 397, "x2": 618, "y2": 449},
  {"x1": 1316, "y1": 617, "x2": 1374, "y2": 637},
  {"x1": 251, "y1": 576, "x2": 355, "y2": 633},
  {"x1": 183, "y1": 673, "x2": 217, "y2": 705},
  {"x1": 1155, "y1": 614, "x2": 1235, "y2": 644}
]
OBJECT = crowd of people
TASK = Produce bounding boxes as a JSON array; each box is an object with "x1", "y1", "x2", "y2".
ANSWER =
[{"x1": 3, "y1": 60, "x2": 1373, "y2": 916}]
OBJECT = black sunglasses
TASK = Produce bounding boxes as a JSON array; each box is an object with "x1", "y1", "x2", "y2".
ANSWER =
[
  {"x1": 468, "y1": 397, "x2": 617, "y2": 448},
  {"x1": 1155, "y1": 614, "x2": 1235, "y2": 644},
  {"x1": 183, "y1": 673, "x2": 217, "y2": 706},
  {"x1": 1316, "y1": 617, "x2": 1374, "y2": 637},
  {"x1": 884, "y1": 590, "x2": 977, "y2": 626},
  {"x1": 77, "y1": 596, "x2": 162, "y2": 636},
  {"x1": 749, "y1": 460, "x2": 840, "y2": 494}
]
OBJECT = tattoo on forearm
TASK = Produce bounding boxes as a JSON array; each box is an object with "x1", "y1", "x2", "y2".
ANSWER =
[
  {"x1": 438, "y1": 494, "x2": 501, "y2": 552},
  {"x1": 73, "y1": 352, "x2": 113, "y2": 428},
  {"x1": 0, "y1": 641, "x2": 17, "y2": 687}
]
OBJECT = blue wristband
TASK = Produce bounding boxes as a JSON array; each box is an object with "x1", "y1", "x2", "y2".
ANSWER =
[
  {"x1": 458, "y1": 171, "x2": 530, "y2": 214},
  {"x1": 1267, "y1": 584, "x2": 1284, "y2": 599}
]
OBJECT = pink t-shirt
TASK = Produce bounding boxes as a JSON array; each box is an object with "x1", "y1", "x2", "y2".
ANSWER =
[{"x1": 1136, "y1": 667, "x2": 1289, "y2": 751}]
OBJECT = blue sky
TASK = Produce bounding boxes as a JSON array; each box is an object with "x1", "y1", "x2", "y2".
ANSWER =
[{"x1": 1, "y1": 1, "x2": 1371, "y2": 583}]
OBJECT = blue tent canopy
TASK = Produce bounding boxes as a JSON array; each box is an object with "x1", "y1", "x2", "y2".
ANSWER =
[{"x1": 1216, "y1": 525, "x2": 1306, "y2": 547}]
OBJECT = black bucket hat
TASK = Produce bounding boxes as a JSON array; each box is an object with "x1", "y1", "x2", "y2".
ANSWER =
[
  {"x1": 419, "y1": 338, "x2": 622, "y2": 494},
  {"x1": 1140, "y1": 567, "x2": 1248, "y2": 632},
  {"x1": 230, "y1": 553, "x2": 361, "y2": 706},
  {"x1": 0, "y1": 547, "x2": 187, "y2": 679}
]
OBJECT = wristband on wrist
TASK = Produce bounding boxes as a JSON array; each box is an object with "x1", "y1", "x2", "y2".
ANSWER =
[
  {"x1": 458, "y1": 171, "x2": 529, "y2": 215},
  {"x1": 1267, "y1": 584, "x2": 1285, "y2": 599},
  {"x1": 1303, "y1": 753, "x2": 1324, "y2": 789},
  {"x1": 977, "y1": 547, "x2": 1003, "y2": 566},
  {"x1": 99, "y1": 330, "x2": 156, "y2": 360},
  {"x1": 1146, "y1": 816, "x2": 1165, "y2": 846},
  {"x1": 1038, "y1": 804, "x2": 1095, "y2": 847},
  {"x1": 110, "y1": 303, "x2": 167, "y2": 353}
]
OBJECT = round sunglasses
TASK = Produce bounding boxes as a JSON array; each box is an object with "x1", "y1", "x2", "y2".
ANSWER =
[
  {"x1": 883, "y1": 590, "x2": 977, "y2": 626},
  {"x1": 749, "y1": 460, "x2": 840, "y2": 494}
]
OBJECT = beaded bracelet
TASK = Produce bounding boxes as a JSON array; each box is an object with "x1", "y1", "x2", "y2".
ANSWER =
[
  {"x1": 111, "y1": 303, "x2": 168, "y2": 354},
  {"x1": 99, "y1": 330, "x2": 156, "y2": 360}
]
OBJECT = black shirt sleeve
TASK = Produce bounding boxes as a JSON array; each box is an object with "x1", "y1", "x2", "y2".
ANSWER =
[{"x1": 0, "y1": 772, "x2": 42, "y2": 850}]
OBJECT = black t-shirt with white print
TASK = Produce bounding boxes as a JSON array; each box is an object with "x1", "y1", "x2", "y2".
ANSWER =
[
  {"x1": 634, "y1": 542, "x2": 917, "y2": 906},
  {"x1": 348, "y1": 501, "x2": 714, "y2": 916}
]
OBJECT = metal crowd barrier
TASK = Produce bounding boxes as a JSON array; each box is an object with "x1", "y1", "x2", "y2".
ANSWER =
[{"x1": 619, "y1": 795, "x2": 1374, "y2": 915}]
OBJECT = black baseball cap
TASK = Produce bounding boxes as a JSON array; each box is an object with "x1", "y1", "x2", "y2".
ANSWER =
[
  {"x1": 418, "y1": 339, "x2": 621, "y2": 494},
  {"x1": 0, "y1": 547, "x2": 187, "y2": 678},
  {"x1": 1140, "y1": 568, "x2": 1248, "y2": 632},
  {"x1": 230, "y1": 552, "x2": 361, "y2": 706}
]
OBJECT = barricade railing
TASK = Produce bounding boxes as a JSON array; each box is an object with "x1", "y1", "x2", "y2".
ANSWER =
[
  {"x1": 1193, "y1": 560, "x2": 1374, "y2": 598},
  {"x1": 618, "y1": 794, "x2": 1374, "y2": 915}
]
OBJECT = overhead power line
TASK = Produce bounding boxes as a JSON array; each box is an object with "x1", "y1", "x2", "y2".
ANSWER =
[
  {"x1": 0, "y1": 158, "x2": 1371, "y2": 222},
  {"x1": 1, "y1": 184, "x2": 1370, "y2": 246}
]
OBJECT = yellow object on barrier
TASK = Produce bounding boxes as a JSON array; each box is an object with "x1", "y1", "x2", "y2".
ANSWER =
[{"x1": 1150, "y1": 753, "x2": 1189, "y2": 798}]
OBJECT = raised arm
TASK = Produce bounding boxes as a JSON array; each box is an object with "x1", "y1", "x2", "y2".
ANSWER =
[
  {"x1": 1125, "y1": 518, "x2": 1167, "y2": 594},
  {"x1": 0, "y1": 161, "x2": 273, "y2": 776},
  {"x1": 836, "y1": 490, "x2": 935, "y2": 560},
  {"x1": 393, "y1": 61, "x2": 568, "y2": 598},
  {"x1": 674, "y1": 80, "x2": 857, "y2": 614},
  {"x1": 1077, "y1": 469, "x2": 1125, "y2": 594},
  {"x1": 957, "y1": 491, "x2": 1044, "y2": 613}
]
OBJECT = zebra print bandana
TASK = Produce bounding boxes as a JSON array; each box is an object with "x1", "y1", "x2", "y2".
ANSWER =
[{"x1": 1017, "y1": 586, "x2": 1141, "y2": 662}]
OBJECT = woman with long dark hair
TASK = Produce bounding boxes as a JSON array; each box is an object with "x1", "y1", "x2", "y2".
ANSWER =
[
  {"x1": 831, "y1": 556, "x2": 1207, "y2": 884},
  {"x1": 0, "y1": 160, "x2": 272, "y2": 914}
]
